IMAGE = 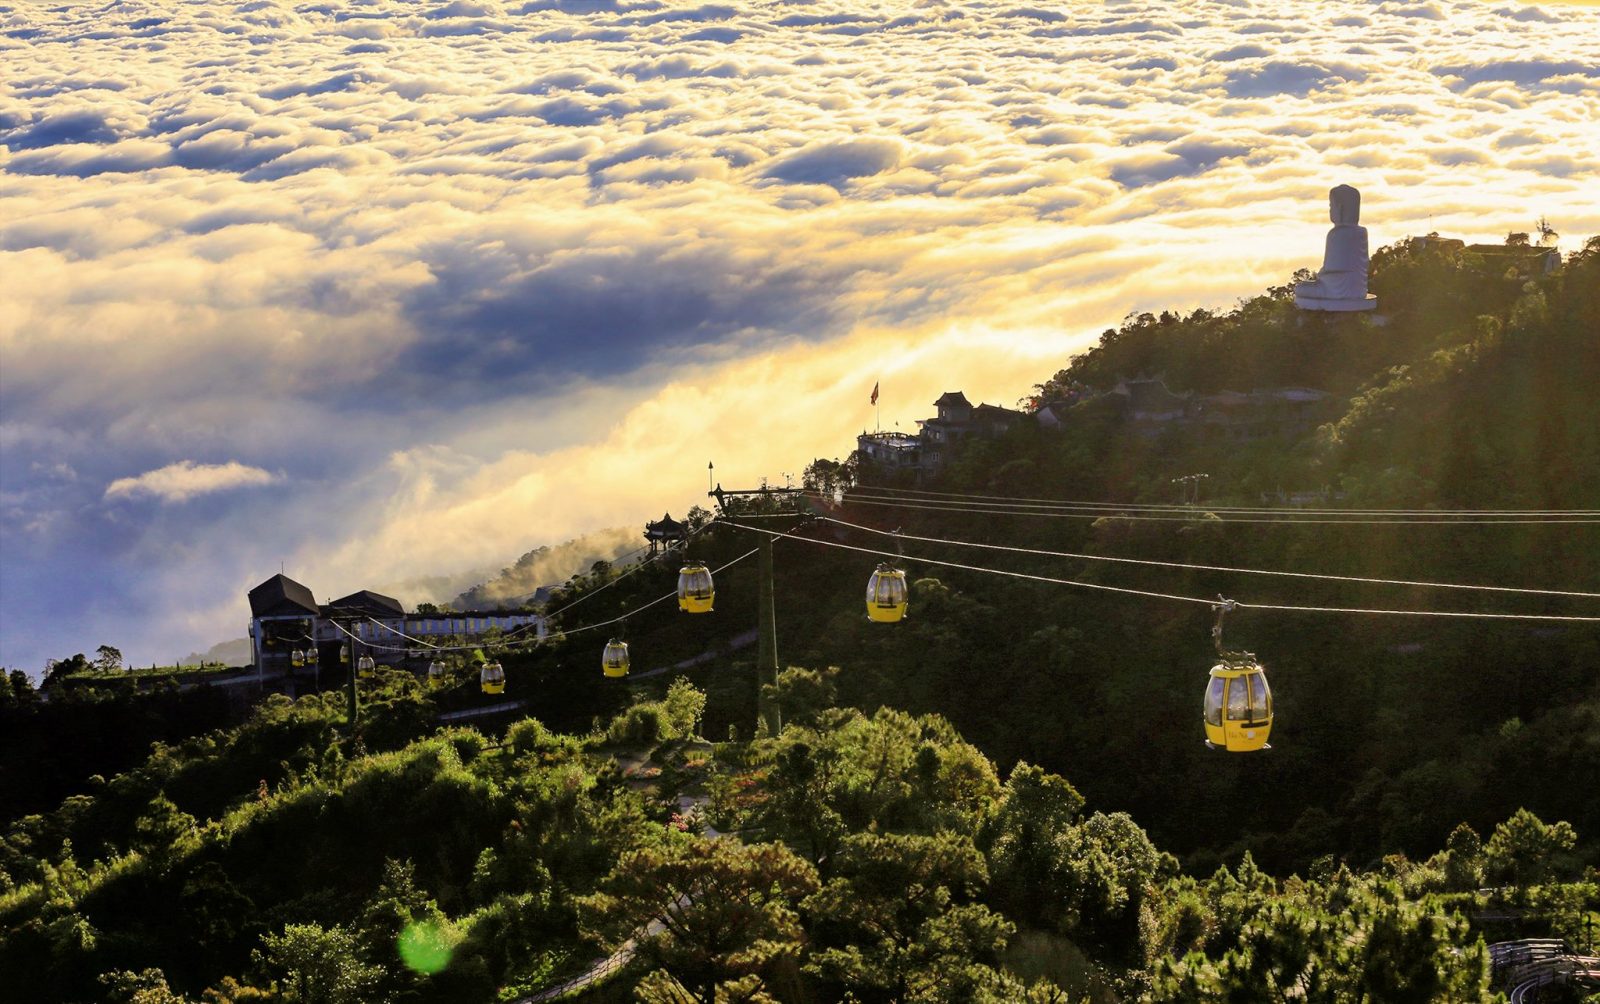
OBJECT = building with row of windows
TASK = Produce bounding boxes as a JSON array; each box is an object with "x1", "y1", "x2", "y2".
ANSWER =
[{"x1": 245, "y1": 573, "x2": 545, "y2": 679}]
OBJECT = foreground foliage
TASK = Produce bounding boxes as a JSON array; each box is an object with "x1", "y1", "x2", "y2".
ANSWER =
[{"x1": 7, "y1": 673, "x2": 1585, "y2": 1002}]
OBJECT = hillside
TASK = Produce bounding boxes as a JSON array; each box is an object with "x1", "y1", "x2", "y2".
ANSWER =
[
  {"x1": 785, "y1": 233, "x2": 1600, "y2": 873},
  {"x1": 2, "y1": 235, "x2": 1596, "y2": 1002},
  {"x1": 2, "y1": 674, "x2": 1589, "y2": 1002},
  {"x1": 450, "y1": 526, "x2": 644, "y2": 610}
]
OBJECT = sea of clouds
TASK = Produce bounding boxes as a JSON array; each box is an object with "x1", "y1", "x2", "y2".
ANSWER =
[{"x1": 2, "y1": 0, "x2": 1597, "y2": 670}]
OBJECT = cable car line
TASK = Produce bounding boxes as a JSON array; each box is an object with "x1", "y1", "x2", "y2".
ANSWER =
[
  {"x1": 829, "y1": 494, "x2": 1600, "y2": 525},
  {"x1": 544, "y1": 524, "x2": 715, "y2": 621},
  {"x1": 324, "y1": 548, "x2": 760, "y2": 658},
  {"x1": 722, "y1": 522, "x2": 1600, "y2": 623},
  {"x1": 838, "y1": 489, "x2": 1600, "y2": 523},
  {"x1": 844, "y1": 484, "x2": 1600, "y2": 517},
  {"x1": 365, "y1": 616, "x2": 445, "y2": 649},
  {"x1": 364, "y1": 532, "x2": 709, "y2": 652},
  {"x1": 816, "y1": 516, "x2": 1600, "y2": 601}
]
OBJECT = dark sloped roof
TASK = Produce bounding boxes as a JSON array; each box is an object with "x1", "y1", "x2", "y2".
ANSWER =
[
  {"x1": 973, "y1": 403, "x2": 1023, "y2": 418},
  {"x1": 934, "y1": 391, "x2": 972, "y2": 408},
  {"x1": 645, "y1": 512, "x2": 686, "y2": 538},
  {"x1": 325, "y1": 589, "x2": 406, "y2": 618},
  {"x1": 248, "y1": 574, "x2": 320, "y2": 619}
]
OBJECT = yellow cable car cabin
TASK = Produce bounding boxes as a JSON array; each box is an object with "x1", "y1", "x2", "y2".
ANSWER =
[
  {"x1": 1203, "y1": 661, "x2": 1272, "y2": 752},
  {"x1": 865, "y1": 564, "x2": 908, "y2": 623},
  {"x1": 480, "y1": 660, "x2": 505, "y2": 695},
  {"x1": 678, "y1": 562, "x2": 714, "y2": 614},
  {"x1": 602, "y1": 639, "x2": 630, "y2": 678},
  {"x1": 340, "y1": 644, "x2": 350, "y2": 665},
  {"x1": 304, "y1": 646, "x2": 318, "y2": 665},
  {"x1": 290, "y1": 649, "x2": 305, "y2": 668},
  {"x1": 357, "y1": 654, "x2": 377, "y2": 679},
  {"x1": 426, "y1": 659, "x2": 446, "y2": 683}
]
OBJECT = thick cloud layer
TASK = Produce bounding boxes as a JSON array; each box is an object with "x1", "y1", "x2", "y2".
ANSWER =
[{"x1": 2, "y1": 0, "x2": 1598, "y2": 670}]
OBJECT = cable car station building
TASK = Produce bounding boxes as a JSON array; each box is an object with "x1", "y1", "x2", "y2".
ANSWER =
[{"x1": 246, "y1": 573, "x2": 545, "y2": 683}]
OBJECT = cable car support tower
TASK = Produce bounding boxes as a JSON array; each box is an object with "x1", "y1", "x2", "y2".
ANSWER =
[{"x1": 709, "y1": 483, "x2": 812, "y2": 738}]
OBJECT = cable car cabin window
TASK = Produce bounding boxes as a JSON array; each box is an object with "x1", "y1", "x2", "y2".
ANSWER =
[
  {"x1": 1205, "y1": 677, "x2": 1224, "y2": 727},
  {"x1": 871, "y1": 577, "x2": 903, "y2": 605},
  {"x1": 1250, "y1": 674, "x2": 1271, "y2": 722},
  {"x1": 1226, "y1": 677, "x2": 1250, "y2": 721}
]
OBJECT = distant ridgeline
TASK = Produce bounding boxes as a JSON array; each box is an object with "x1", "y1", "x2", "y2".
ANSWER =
[
  {"x1": 848, "y1": 232, "x2": 1599, "y2": 509},
  {"x1": 450, "y1": 526, "x2": 642, "y2": 610}
]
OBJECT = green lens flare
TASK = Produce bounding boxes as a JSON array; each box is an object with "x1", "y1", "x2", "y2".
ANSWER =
[{"x1": 398, "y1": 920, "x2": 453, "y2": 974}]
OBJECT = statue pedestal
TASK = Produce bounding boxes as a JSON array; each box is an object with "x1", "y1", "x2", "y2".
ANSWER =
[{"x1": 1294, "y1": 289, "x2": 1378, "y2": 312}]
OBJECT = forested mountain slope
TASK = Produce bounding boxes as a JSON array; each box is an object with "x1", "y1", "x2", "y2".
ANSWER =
[
  {"x1": 2, "y1": 237, "x2": 1596, "y2": 1003},
  {"x1": 3, "y1": 676, "x2": 1588, "y2": 1002}
]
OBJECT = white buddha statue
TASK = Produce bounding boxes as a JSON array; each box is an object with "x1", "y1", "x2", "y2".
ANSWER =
[{"x1": 1294, "y1": 184, "x2": 1377, "y2": 312}]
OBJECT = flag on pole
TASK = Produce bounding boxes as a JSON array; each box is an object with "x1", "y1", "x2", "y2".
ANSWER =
[{"x1": 870, "y1": 381, "x2": 879, "y2": 406}]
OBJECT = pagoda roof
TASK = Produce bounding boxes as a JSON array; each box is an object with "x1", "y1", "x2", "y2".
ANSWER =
[
  {"x1": 933, "y1": 391, "x2": 972, "y2": 407},
  {"x1": 645, "y1": 512, "x2": 687, "y2": 538}
]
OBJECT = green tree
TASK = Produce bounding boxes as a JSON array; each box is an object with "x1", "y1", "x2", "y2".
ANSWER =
[
  {"x1": 95, "y1": 645, "x2": 124, "y2": 674},
  {"x1": 131, "y1": 792, "x2": 197, "y2": 869},
  {"x1": 4, "y1": 669, "x2": 38, "y2": 707},
  {"x1": 1484, "y1": 808, "x2": 1578, "y2": 886},
  {"x1": 634, "y1": 969, "x2": 779, "y2": 1003},
  {"x1": 982, "y1": 762, "x2": 1086, "y2": 925},
  {"x1": 99, "y1": 968, "x2": 193, "y2": 1004},
  {"x1": 804, "y1": 831, "x2": 1015, "y2": 1002},
  {"x1": 577, "y1": 837, "x2": 819, "y2": 1003},
  {"x1": 1043, "y1": 812, "x2": 1176, "y2": 960},
  {"x1": 684, "y1": 505, "x2": 714, "y2": 531},
  {"x1": 1441, "y1": 822, "x2": 1484, "y2": 892},
  {"x1": 663, "y1": 678, "x2": 707, "y2": 739},
  {"x1": 1535, "y1": 216, "x2": 1558, "y2": 247},
  {"x1": 254, "y1": 922, "x2": 387, "y2": 1004},
  {"x1": 1339, "y1": 895, "x2": 1489, "y2": 1003},
  {"x1": 760, "y1": 667, "x2": 839, "y2": 730},
  {"x1": 41, "y1": 653, "x2": 89, "y2": 686},
  {"x1": 356, "y1": 858, "x2": 454, "y2": 994},
  {"x1": 803, "y1": 457, "x2": 856, "y2": 497}
]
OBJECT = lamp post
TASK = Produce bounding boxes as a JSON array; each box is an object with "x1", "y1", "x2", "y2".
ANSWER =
[{"x1": 1172, "y1": 473, "x2": 1209, "y2": 505}]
